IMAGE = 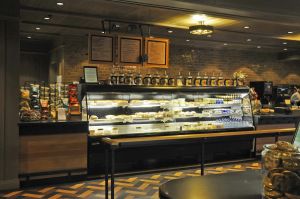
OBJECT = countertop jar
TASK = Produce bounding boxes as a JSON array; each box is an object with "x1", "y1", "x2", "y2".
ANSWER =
[
  {"x1": 134, "y1": 73, "x2": 143, "y2": 85},
  {"x1": 160, "y1": 71, "x2": 168, "y2": 86},
  {"x1": 176, "y1": 72, "x2": 183, "y2": 87},
  {"x1": 194, "y1": 72, "x2": 201, "y2": 87},
  {"x1": 143, "y1": 74, "x2": 152, "y2": 86},
  {"x1": 262, "y1": 142, "x2": 300, "y2": 199}
]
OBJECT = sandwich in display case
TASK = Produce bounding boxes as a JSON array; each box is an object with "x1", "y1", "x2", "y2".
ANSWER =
[{"x1": 82, "y1": 86, "x2": 254, "y2": 137}]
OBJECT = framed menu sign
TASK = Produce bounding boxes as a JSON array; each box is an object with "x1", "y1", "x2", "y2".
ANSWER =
[
  {"x1": 145, "y1": 37, "x2": 169, "y2": 68},
  {"x1": 89, "y1": 34, "x2": 114, "y2": 63},
  {"x1": 84, "y1": 66, "x2": 98, "y2": 83},
  {"x1": 119, "y1": 36, "x2": 142, "y2": 64}
]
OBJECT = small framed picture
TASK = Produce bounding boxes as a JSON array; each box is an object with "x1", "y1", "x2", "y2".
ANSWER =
[{"x1": 83, "y1": 66, "x2": 98, "y2": 83}]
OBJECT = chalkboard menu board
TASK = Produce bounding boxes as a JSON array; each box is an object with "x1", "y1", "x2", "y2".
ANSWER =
[
  {"x1": 89, "y1": 35, "x2": 114, "y2": 63},
  {"x1": 145, "y1": 37, "x2": 169, "y2": 68},
  {"x1": 119, "y1": 36, "x2": 142, "y2": 64}
]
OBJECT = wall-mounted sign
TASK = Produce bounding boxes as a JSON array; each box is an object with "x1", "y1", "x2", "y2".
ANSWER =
[
  {"x1": 83, "y1": 66, "x2": 98, "y2": 83},
  {"x1": 145, "y1": 37, "x2": 169, "y2": 68},
  {"x1": 119, "y1": 36, "x2": 142, "y2": 64},
  {"x1": 89, "y1": 34, "x2": 114, "y2": 63}
]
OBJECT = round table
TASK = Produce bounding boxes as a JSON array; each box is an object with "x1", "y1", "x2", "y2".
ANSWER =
[{"x1": 159, "y1": 170, "x2": 262, "y2": 199}]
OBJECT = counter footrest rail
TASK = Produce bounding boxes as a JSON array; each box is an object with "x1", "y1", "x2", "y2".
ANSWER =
[{"x1": 102, "y1": 128, "x2": 295, "y2": 199}]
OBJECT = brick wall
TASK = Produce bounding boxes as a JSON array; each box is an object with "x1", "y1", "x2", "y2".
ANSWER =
[{"x1": 61, "y1": 35, "x2": 300, "y2": 85}]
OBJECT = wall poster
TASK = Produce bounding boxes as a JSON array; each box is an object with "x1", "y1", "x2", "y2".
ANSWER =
[
  {"x1": 88, "y1": 34, "x2": 114, "y2": 63},
  {"x1": 145, "y1": 37, "x2": 169, "y2": 68}
]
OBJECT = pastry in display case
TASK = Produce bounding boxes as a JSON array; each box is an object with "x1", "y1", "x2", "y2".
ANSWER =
[{"x1": 82, "y1": 86, "x2": 254, "y2": 137}]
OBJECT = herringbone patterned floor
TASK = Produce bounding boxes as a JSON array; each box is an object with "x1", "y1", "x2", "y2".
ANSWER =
[{"x1": 0, "y1": 162, "x2": 261, "y2": 199}]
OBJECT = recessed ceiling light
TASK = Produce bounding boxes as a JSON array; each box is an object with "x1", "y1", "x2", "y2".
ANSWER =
[
  {"x1": 288, "y1": 31, "x2": 293, "y2": 34},
  {"x1": 44, "y1": 15, "x2": 51, "y2": 20},
  {"x1": 283, "y1": 42, "x2": 287, "y2": 45},
  {"x1": 27, "y1": 36, "x2": 31, "y2": 39},
  {"x1": 257, "y1": 46, "x2": 261, "y2": 48},
  {"x1": 283, "y1": 48, "x2": 288, "y2": 51},
  {"x1": 57, "y1": 2, "x2": 64, "y2": 6},
  {"x1": 244, "y1": 26, "x2": 250, "y2": 29},
  {"x1": 207, "y1": 35, "x2": 212, "y2": 38},
  {"x1": 167, "y1": 29, "x2": 173, "y2": 33},
  {"x1": 247, "y1": 38, "x2": 252, "y2": 42},
  {"x1": 223, "y1": 43, "x2": 228, "y2": 46},
  {"x1": 186, "y1": 39, "x2": 190, "y2": 42},
  {"x1": 35, "y1": 27, "x2": 40, "y2": 30},
  {"x1": 101, "y1": 31, "x2": 105, "y2": 34}
]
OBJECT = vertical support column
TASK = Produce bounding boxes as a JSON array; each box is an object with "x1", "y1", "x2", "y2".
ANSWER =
[{"x1": 0, "y1": 0, "x2": 20, "y2": 191}]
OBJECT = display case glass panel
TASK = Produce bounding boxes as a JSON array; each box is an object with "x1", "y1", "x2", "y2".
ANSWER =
[{"x1": 82, "y1": 87, "x2": 254, "y2": 137}]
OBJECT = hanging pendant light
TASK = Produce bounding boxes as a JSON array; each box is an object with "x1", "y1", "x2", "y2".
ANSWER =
[{"x1": 189, "y1": 21, "x2": 214, "y2": 35}]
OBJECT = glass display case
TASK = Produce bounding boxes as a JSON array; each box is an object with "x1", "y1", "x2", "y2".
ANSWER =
[{"x1": 82, "y1": 86, "x2": 254, "y2": 137}]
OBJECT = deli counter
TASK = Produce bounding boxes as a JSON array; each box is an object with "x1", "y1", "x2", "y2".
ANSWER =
[{"x1": 80, "y1": 84, "x2": 255, "y2": 174}]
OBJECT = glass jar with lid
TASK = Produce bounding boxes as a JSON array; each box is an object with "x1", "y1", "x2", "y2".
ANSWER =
[
  {"x1": 176, "y1": 72, "x2": 183, "y2": 87},
  {"x1": 217, "y1": 73, "x2": 225, "y2": 87},
  {"x1": 134, "y1": 73, "x2": 143, "y2": 85},
  {"x1": 185, "y1": 72, "x2": 193, "y2": 86},
  {"x1": 194, "y1": 72, "x2": 201, "y2": 87},
  {"x1": 200, "y1": 73, "x2": 209, "y2": 87},
  {"x1": 151, "y1": 73, "x2": 160, "y2": 86},
  {"x1": 118, "y1": 71, "x2": 125, "y2": 85},
  {"x1": 210, "y1": 73, "x2": 217, "y2": 87},
  {"x1": 143, "y1": 73, "x2": 152, "y2": 86},
  {"x1": 160, "y1": 71, "x2": 169, "y2": 86},
  {"x1": 262, "y1": 142, "x2": 300, "y2": 199},
  {"x1": 124, "y1": 72, "x2": 134, "y2": 85}
]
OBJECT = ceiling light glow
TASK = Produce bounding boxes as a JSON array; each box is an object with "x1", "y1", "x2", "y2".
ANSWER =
[
  {"x1": 247, "y1": 39, "x2": 252, "y2": 42},
  {"x1": 35, "y1": 27, "x2": 40, "y2": 30},
  {"x1": 257, "y1": 46, "x2": 261, "y2": 48},
  {"x1": 186, "y1": 39, "x2": 190, "y2": 42},
  {"x1": 192, "y1": 14, "x2": 207, "y2": 22},
  {"x1": 288, "y1": 31, "x2": 293, "y2": 34},
  {"x1": 244, "y1": 26, "x2": 250, "y2": 29},
  {"x1": 283, "y1": 42, "x2": 287, "y2": 44},
  {"x1": 27, "y1": 36, "x2": 31, "y2": 39},
  {"x1": 57, "y1": 2, "x2": 64, "y2": 6}
]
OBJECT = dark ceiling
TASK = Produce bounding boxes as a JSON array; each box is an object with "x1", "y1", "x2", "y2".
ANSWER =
[{"x1": 20, "y1": 0, "x2": 300, "y2": 52}]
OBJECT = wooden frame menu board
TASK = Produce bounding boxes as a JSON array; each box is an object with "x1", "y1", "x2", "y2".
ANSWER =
[
  {"x1": 119, "y1": 36, "x2": 142, "y2": 64},
  {"x1": 89, "y1": 34, "x2": 114, "y2": 63},
  {"x1": 145, "y1": 37, "x2": 169, "y2": 68}
]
